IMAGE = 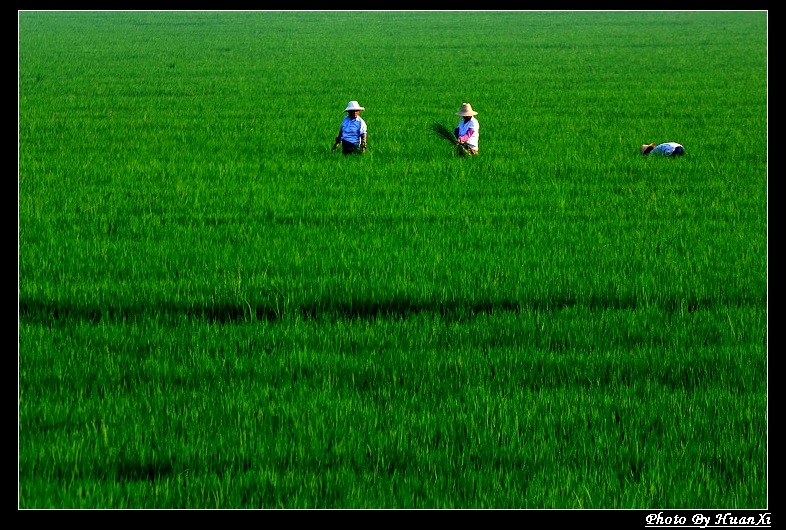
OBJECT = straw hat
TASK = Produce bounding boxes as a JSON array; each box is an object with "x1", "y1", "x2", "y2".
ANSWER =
[
  {"x1": 344, "y1": 100, "x2": 365, "y2": 112},
  {"x1": 456, "y1": 102, "x2": 478, "y2": 116},
  {"x1": 640, "y1": 143, "x2": 656, "y2": 155}
]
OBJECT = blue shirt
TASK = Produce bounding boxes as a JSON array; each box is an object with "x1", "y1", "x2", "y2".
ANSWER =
[
  {"x1": 650, "y1": 142, "x2": 683, "y2": 156},
  {"x1": 339, "y1": 115, "x2": 367, "y2": 145},
  {"x1": 455, "y1": 117, "x2": 479, "y2": 150}
]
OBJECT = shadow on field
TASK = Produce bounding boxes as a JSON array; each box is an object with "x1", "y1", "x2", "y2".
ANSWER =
[{"x1": 18, "y1": 295, "x2": 716, "y2": 325}]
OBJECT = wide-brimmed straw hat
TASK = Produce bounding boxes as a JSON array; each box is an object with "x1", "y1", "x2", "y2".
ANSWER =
[
  {"x1": 640, "y1": 143, "x2": 656, "y2": 155},
  {"x1": 344, "y1": 100, "x2": 365, "y2": 112},
  {"x1": 456, "y1": 102, "x2": 478, "y2": 116}
]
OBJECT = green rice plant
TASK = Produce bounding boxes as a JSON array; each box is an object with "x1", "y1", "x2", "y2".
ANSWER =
[{"x1": 427, "y1": 121, "x2": 469, "y2": 156}]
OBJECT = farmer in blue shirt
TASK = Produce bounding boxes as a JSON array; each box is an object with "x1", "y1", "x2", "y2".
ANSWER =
[
  {"x1": 641, "y1": 142, "x2": 685, "y2": 156},
  {"x1": 333, "y1": 101, "x2": 368, "y2": 155}
]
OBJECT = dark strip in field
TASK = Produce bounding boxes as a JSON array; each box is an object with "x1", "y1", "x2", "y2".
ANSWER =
[{"x1": 18, "y1": 294, "x2": 762, "y2": 326}]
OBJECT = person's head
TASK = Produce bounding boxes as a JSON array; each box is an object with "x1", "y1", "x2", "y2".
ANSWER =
[
  {"x1": 640, "y1": 143, "x2": 656, "y2": 155},
  {"x1": 456, "y1": 102, "x2": 478, "y2": 121},
  {"x1": 344, "y1": 100, "x2": 365, "y2": 118}
]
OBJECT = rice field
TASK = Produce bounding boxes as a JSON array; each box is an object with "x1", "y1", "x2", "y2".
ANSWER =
[{"x1": 18, "y1": 10, "x2": 768, "y2": 509}]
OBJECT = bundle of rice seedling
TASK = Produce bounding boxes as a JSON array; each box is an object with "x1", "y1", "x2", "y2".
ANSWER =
[{"x1": 428, "y1": 121, "x2": 469, "y2": 155}]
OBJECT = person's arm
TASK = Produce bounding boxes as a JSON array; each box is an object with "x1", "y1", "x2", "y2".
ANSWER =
[
  {"x1": 456, "y1": 129, "x2": 474, "y2": 144},
  {"x1": 333, "y1": 127, "x2": 343, "y2": 150},
  {"x1": 360, "y1": 132, "x2": 367, "y2": 152}
]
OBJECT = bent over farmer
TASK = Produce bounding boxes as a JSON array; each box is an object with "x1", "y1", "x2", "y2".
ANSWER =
[{"x1": 640, "y1": 142, "x2": 685, "y2": 157}]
